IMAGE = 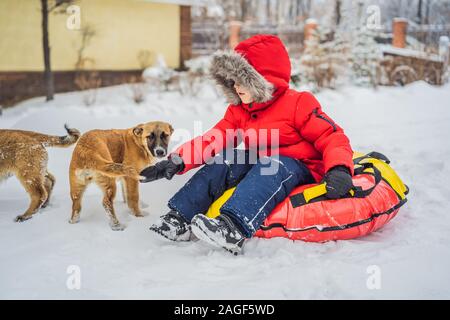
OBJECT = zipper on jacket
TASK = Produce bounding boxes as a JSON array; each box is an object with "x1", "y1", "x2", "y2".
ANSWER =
[{"x1": 313, "y1": 108, "x2": 337, "y2": 132}]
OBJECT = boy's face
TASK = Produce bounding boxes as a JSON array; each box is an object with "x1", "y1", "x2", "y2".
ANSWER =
[{"x1": 234, "y1": 83, "x2": 254, "y2": 104}]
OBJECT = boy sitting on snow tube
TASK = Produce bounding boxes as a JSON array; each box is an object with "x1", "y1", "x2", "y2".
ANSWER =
[
  {"x1": 206, "y1": 151, "x2": 408, "y2": 243},
  {"x1": 140, "y1": 35, "x2": 354, "y2": 255}
]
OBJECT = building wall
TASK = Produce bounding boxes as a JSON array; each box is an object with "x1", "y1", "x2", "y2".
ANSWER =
[
  {"x1": 179, "y1": 5, "x2": 192, "y2": 69},
  {"x1": 0, "y1": 0, "x2": 180, "y2": 71}
]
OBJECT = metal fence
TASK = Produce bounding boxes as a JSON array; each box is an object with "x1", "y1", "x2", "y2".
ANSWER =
[
  {"x1": 192, "y1": 22, "x2": 226, "y2": 56},
  {"x1": 192, "y1": 19, "x2": 450, "y2": 57},
  {"x1": 378, "y1": 20, "x2": 450, "y2": 52},
  {"x1": 241, "y1": 24, "x2": 304, "y2": 56}
]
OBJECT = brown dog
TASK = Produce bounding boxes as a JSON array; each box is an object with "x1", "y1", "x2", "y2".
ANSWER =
[
  {"x1": 0, "y1": 125, "x2": 80, "y2": 222},
  {"x1": 69, "y1": 121, "x2": 173, "y2": 230}
]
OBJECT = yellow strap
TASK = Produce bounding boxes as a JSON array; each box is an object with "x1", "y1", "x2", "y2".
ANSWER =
[
  {"x1": 303, "y1": 184, "x2": 327, "y2": 203},
  {"x1": 302, "y1": 183, "x2": 355, "y2": 203}
]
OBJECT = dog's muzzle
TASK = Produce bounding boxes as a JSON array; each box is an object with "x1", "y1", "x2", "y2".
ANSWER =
[{"x1": 154, "y1": 146, "x2": 166, "y2": 158}]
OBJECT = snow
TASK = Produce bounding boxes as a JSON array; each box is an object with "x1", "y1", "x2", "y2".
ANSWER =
[
  {"x1": 380, "y1": 45, "x2": 444, "y2": 63},
  {"x1": 305, "y1": 18, "x2": 318, "y2": 25},
  {"x1": 184, "y1": 55, "x2": 212, "y2": 74},
  {"x1": 1, "y1": 81, "x2": 450, "y2": 299},
  {"x1": 147, "y1": 0, "x2": 209, "y2": 6},
  {"x1": 393, "y1": 18, "x2": 408, "y2": 23},
  {"x1": 142, "y1": 54, "x2": 175, "y2": 82}
]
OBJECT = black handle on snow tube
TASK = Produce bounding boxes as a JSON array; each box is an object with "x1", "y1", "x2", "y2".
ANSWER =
[
  {"x1": 290, "y1": 162, "x2": 383, "y2": 208},
  {"x1": 351, "y1": 162, "x2": 382, "y2": 198},
  {"x1": 353, "y1": 151, "x2": 391, "y2": 165},
  {"x1": 367, "y1": 151, "x2": 390, "y2": 164}
]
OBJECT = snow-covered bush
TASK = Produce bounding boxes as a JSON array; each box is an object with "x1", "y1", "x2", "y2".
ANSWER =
[
  {"x1": 141, "y1": 54, "x2": 219, "y2": 97},
  {"x1": 297, "y1": 27, "x2": 350, "y2": 92},
  {"x1": 128, "y1": 76, "x2": 147, "y2": 104},
  {"x1": 74, "y1": 70, "x2": 101, "y2": 107},
  {"x1": 182, "y1": 56, "x2": 213, "y2": 96},
  {"x1": 73, "y1": 56, "x2": 102, "y2": 107},
  {"x1": 290, "y1": 58, "x2": 302, "y2": 88},
  {"x1": 142, "y1": 54, "x2": 177, "y2": 92},
  {"x1": 184, "y1": 56, "x2": 212, "y2": 76}
]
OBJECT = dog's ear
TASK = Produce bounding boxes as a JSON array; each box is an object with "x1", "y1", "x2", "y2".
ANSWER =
[
  {"x1": 168, "y1": 124, "x2": 174, "y2": 135},
  {"x1": 133, "y1": 125, "x2": 144, "y2": 136}
]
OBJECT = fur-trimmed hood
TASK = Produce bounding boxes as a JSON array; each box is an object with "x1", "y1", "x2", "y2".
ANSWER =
[{"x1": 209, "y1": 35, "x2": 291, "y2": 109}]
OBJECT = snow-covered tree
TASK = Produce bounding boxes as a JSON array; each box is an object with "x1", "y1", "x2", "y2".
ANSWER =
[
  {"x1": 350, "y1": 25, "x2": 382, "y2": 87},
  {"x1": 330, "y1": 0, "x2": 382, "y2": 87},
  {"x1": 298, "y1": 24, "x2": 351, "y2": 91}
]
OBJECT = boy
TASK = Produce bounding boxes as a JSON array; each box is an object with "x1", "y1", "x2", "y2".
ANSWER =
[{"x1": 140, "y1": 35, "x2": 354, "y2": 254}]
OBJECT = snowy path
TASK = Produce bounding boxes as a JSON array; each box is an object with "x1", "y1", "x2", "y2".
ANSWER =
[{"x1": 1, "y1": 82, "x2": 450, "y2": 299}]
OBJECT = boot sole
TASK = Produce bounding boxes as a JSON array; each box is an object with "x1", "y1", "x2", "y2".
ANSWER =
[
  {"x1": 149, "y1": 225, "x2": 191, "y2": 242},
  {"x1": 191, "y1": 219, "x2": 242, "y2": 256}
]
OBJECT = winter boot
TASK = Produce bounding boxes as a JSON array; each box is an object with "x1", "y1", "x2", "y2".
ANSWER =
[
  {"x1": 150, "y1": 210, "x2": 191, "y2": 242},
  {"x1": 191, "y1": 214, "x2": 246, "y2": 255}
]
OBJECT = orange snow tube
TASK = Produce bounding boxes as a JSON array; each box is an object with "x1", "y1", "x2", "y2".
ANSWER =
[{"x1": 207, "y1": 151, "x2": 409, "y2": 243}]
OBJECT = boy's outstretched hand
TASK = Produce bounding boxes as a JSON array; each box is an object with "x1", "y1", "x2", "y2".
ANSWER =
[{"x1": 140, "y1": 154, "x2": 184, "y2": 183}]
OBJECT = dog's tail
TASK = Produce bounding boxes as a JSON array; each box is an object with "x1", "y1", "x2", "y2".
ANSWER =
[
  {"x1": 96, "y1": 163, "x2": 141, "y2": 180},
  {"x1": 35, "y1": 124, "x2": 81, "y2": 148}
]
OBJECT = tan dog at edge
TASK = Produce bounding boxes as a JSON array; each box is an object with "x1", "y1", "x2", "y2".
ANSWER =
[
  {"x1": 69, "y1": 121, "x2": 173, "y2": 230},
  {"x1": 0, "y1": 125, "x2": 80, "y2": 222}
]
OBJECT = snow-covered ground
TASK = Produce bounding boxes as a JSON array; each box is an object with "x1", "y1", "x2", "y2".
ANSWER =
[{"x1": 1, "y1": 81, "x2": 450, "y2": 299}]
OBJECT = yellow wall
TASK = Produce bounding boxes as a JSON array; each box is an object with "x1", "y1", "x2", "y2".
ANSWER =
[{"x1": 0, "y1": 0, "x2": 180, "y2": 71}]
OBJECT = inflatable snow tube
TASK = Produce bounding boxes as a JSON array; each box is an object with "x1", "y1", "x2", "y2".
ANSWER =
[{"x1": 206, "y1": 151, "x2": 409, "y2": 242}]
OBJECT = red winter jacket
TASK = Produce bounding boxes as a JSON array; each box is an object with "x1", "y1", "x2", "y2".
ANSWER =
[{"x1": 175, "y1": 35, "x2": 354, "y2": 182}]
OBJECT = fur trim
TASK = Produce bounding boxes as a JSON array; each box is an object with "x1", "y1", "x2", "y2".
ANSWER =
[{"x1": 209, "y1": 51, "x2": 274, "y2": 105}]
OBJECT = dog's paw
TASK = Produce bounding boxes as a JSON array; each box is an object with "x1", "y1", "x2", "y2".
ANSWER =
[
  {"x1": 134, "y1": 210, "x2": 149, "y2": 218},
  {"x1": 69, "y1": 217, "x2": 80, "y2": 224},
  {"x1": 110, "y1": 223, "x2": 126, "y2": 231},
  {"x1": 15, "y1": 215, "x2": 32, "y2": 223}
]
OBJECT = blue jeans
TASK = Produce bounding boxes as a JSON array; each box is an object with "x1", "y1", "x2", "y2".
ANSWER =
[{"x1": 168, "y1": 149, "x2": 315, "y2": 237}]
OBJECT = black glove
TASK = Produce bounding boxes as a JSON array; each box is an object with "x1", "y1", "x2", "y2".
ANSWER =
[
  {"x1": 323, "y1": 166, "x2": 353, "y2": 199},
  {"x1": 140, "y1": 154, "x2": 184, "y2": 183}
]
